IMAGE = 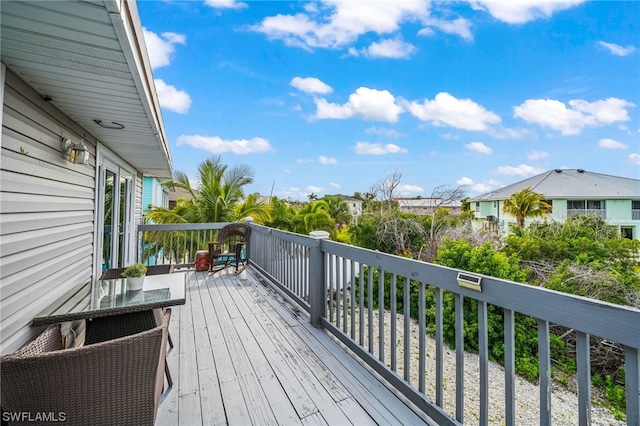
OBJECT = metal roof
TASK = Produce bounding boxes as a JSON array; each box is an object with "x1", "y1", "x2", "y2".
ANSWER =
[
  {"x1": 1, "y1": 0, "x2": 172, "y2": 178},
  {"x1": 470, "y1": 169, "x2": 640, "y2": 201},
  {"x1": 395, "y1": 198, "x2": 462, "y2": 208}
]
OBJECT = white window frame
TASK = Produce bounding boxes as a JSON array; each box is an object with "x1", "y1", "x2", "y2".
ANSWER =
[{"x1": 94, "y1": 144, "x2": 136, "y2": 279}]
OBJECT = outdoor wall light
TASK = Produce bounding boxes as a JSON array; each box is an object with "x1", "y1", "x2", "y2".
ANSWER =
[{"x1": 61, "y1": 138, "x2": 90, "y2": 165}]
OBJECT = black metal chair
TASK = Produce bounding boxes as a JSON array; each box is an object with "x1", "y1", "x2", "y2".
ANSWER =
[{"x1": 208, "y1": 223, "x2": 252, "y2": 274}]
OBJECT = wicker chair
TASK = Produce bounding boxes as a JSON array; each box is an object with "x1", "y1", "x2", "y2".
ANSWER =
[
  {"x1": 98, "y1": 264, "x2": 175, "y2": 379},
  {"x1": 0, "y1": 309, "x2": 171, "y2": 426},
  {"x1": 208, "y1": 223, "x2": 252, "y2": 273}
]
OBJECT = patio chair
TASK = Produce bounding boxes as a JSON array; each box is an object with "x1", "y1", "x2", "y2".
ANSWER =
[
  {"x1": 0, "y1": 310, "x2": 171, "y2": 426},
  {"x1": 99, "y1": 264, "x2": 175, "y2": 376},
  {"x1": 99, "y1": 264, "x2": 174, "y2": 340},
  {"x1": 208, "y1": 223, "x2": 252, "y2": 274}
]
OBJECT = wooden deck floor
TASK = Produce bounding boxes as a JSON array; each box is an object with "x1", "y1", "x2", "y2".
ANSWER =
[{"x1": 155, "y1": 269, "x2": 431, "y2": 425}]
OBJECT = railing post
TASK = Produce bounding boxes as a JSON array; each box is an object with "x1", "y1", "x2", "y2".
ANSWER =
[
  {"x1": 308, "y1": 230, "x2": 329, "y2": 328},
  {"x1": 244, "y1": 217, "x2": 254, "y2": 261}
]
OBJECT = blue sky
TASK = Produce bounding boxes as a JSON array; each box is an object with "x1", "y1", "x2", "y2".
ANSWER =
[{"x1": 138, "y1": 0, "x2": 639, "y2": 201}]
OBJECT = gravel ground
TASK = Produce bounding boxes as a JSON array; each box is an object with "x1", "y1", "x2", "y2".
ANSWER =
[{"x1": 333, "y1": 307, "x2": 624, "y2": 426}]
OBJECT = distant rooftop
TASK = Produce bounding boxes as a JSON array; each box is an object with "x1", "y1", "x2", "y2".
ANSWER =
[{"x1": 471, "y1": 169, "x2": 640, "y2": 201}]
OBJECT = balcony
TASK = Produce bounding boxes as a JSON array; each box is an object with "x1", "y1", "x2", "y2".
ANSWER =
[
  {"x1": 139, "y1": 223, "x2": 640, "y2": 425},
  {"x1": 567, "y1": 208, "x2": 607, "y2": 219}
]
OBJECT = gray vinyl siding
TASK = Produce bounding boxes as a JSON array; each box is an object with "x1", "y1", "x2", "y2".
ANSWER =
[{"x1": 0, "y1": 68, "x2": 97, "y2": 354}]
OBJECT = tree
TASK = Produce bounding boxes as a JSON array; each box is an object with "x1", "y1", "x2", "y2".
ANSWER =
[
  {"x1": 501, "y1": 187, "x2": 552, "y2": 229},
  {"x1": 323, "y1": 195, "x2": 352, "y2": 229},
  {"x1": 147, "y1": 157, "x2": 267, "y2": 224},
  {"x1": 292, "y1": 200, "x2": 335, "y2": 236}
]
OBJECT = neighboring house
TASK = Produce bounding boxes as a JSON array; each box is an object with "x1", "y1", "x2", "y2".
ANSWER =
[
  {"x1": 142, "y1": 177, "x2": 169, "y2": 216},
  {"x1": 470, "y1": 169, "x2": 640, "y2": 239},
  {"x1": 0, "y1": 1, "x2": 172, "y2": 353},
  {"x1": 168, "y1": 187, "x2": 194, "y2": 209},
  {"x1": 338, "y1": 195, "x2": 363, "y2": 219},
  {"x1": 395, "y1": 197, "x2": 462, "y2": 215}
]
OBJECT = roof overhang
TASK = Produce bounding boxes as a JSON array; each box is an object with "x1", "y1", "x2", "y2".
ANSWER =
[{"x1": 1, "y1": 0, "x2": 172, "y2": 178}]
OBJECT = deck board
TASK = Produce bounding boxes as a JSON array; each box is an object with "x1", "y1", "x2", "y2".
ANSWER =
[{"x1": 156, "y1": 268, "x2": 430, "y2": 425}]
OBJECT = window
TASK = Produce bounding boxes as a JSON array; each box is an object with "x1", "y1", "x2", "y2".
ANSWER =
[
  {"x1": 568, "y1": 199, "x2": 606, "y2": 218},
  {"x1": 567, "y1": 200, "x2": 585, "y2": 210},
  {"x1": 475, "y1": 202, "x2": 480, "y2": 212},
  {"x1": 587, "y1": 200, "x2": 604, "y2": 210},
  {"x1": 621, "y1": 227, "x2": 633, "y2": 240}
]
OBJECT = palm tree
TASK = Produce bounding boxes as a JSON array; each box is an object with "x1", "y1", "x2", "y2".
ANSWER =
[
  {"x1": 147, "y1": 157, "x2": 265, "y2": 224},
  {"x1": 144, "y1": 157, "x2": 269, "y2": 263},
  {"x1": 323, "y1": 195, "x2": 352, "y2": 229},
  {"x1": 502, "y1": 187, "x2": 553, "y2": 228}
]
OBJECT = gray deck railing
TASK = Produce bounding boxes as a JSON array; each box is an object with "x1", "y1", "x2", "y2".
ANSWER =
[
  {"x1": 137, "y1": 222, "x2": 230, "y2": 268},
  {"x1": 137, "y1": 222, "x2": 640, "y2": 425}
]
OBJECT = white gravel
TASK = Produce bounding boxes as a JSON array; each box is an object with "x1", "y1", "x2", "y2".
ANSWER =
[{"x1": 334, "y1": 308, "x2": 624, "y2": 426}]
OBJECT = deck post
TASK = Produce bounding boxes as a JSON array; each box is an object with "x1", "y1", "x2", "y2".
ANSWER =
[
  {"x1": 244, "y1": 217, "x2": 254, "y2": 261},
  {"x1": 308, "y1": 230, "x2": 329, "y2": 328}
]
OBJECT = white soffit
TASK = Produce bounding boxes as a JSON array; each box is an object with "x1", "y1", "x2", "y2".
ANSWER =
[{"x1": 1, "y1": 0, "x2": 172, "y2": 178}]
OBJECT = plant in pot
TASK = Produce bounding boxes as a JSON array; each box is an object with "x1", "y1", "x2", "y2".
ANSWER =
[{"x1": 121, "y1": 263, "x2": 147, "y2": 291}]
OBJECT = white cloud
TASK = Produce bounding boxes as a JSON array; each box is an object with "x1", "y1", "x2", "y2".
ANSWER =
[
  {"x1": 469, "y1": 0, "x2": 585, "y2": 24},
  {"x1": 177, "y1": 135, "x2": 273, "y2": 154},
  {"x1": 319, "y1": 156, "x2": 337, "y2": 164},
  {"x1": 597, "y1": 41, "x2": 637, "y2": 56},
  {"x1": 465, "y1": 141, "x2": 493, "y2": 154},
  {"x1": 154, "y1": 79, "x2": 191, "y2": 114},
  {"x1": 296, "y1": 158, "x2": 314, "y2": 164},
  {"x1": 598, "y1": 138, "x2": 628, "y2": 149},
  {"x1": 513, "y1": 97, "x2": 635, "y2": 135},
  {"x1": 440, "y1": 133, "x2": 460, "y2": 140},
  {"x1": 456, "y1": 176, "x2": 474, "y2": 186},
  {"x1": 330, "y1": 182, "x2": 341, "y2": 188},
  {"x1": 315, "y1": 87, "x2": 403, "y2": 122},
  {"x1": 290, "y1": 77, "x2": 333, "y2": 94},
  {"x1": 306, "y1": 185, "x2": 325, "y2": 193},
  {"x1": 143, "y1": 29, "x2": 185, "y2": 69},
  {"x1": 365, "y1": 127, "x2": 405, "y2": 138},
  {"x1": 527, "y1": 149, "x2": 549, "y2": 160},
  {"x1": 456, "y1": 176, "x2": 500, "y2": 192},
  {"x1": 494, "y1": 164, "x2": 545, "y2": 176},
  {"x1": 251, "y1": 1, "x2": 429, "y2": 50},
  {"x1": 420, "y1": 17, "x2": 473, "y2": 41},
  {"x1": 407, "y1": 92, "x2": 501, "y2": 131},
  {"x1": 204, "y1": 0, "x2": 247, "y2": 9},
  {"x1": 629, "y1": 153, "x2": 640, "y2": 165},
  {"x1": 353, "y1": 142, "x2": 408, "y2": 155},
  {"x1": 397, "y1": 184, "x2": 424, "y2": 195},
  {"x1": 350, "y1": 38, "x2": 417, "y2": 59}
]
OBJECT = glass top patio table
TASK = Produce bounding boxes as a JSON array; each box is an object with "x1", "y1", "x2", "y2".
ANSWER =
[{"x1": 32, "y1": 272, "x2": 187, "y2": 326}]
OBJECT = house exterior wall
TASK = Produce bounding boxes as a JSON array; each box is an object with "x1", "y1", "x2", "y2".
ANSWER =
[
  {"x1": 1, "y1": 68, "x2": 97, "y2": 354},
  {"x1": 608, "y1": 199, "x2": 631, "y2": 221},
  {"x1": 142, "y1": 176, "x2": 169, "y2": 216},
  {"x1": 473, "y1": 198, "x2": 639, "y2": 239}
]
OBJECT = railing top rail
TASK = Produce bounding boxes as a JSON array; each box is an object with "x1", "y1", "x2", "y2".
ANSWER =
[
  {"x1": 250, "y1": 224, "x2": 318, "y2": 247},
  {"x1": 321, "y1": 239, "x2": 640, "y2": 349},
  {"x1": 138, "y1": 222, "x2": 231, "y2": 232}
]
